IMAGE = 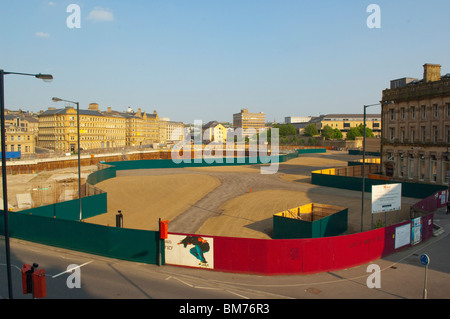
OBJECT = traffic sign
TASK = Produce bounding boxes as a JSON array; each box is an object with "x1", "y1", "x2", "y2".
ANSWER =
[{"x1": 420, "y1": 254, "x2": 430, "y2": 266}]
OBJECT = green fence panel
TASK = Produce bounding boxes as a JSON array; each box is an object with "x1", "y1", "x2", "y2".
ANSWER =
[
  {"x1": 0, "y1": 211, "x2": 163, "y2": 264},
  {"x1": 106, "y1": 155, "x2": 290, "y2": 171},
  {"x1": 87, "y1": 165, "x2": 116, "y2": 185},
  {"x1": 348, "y1": 149, "x2": 381, "y2": 156},
  {"x1": 16, "y1": 193, "x2": 107, "y2": 221},
  {"x1": 297, "y1": 148, "x2": 326, "y2": 154},
  {"x1": 17, "y1": 205, "x2": 55, "y2": 218},
  {"x1": 321, "y1": 208, "x2": 348, "y2": 237},
  {"x1": 311, "y1": 172, "x2": 447, "y2": 199},
  {"x1": 273, "y1": 207, "x2": 347, "y2": 239}
]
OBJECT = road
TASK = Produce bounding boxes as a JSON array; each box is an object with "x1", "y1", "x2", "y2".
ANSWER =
[{"x1": 1, "y1": 208, "x2": 449, "y2": 302}]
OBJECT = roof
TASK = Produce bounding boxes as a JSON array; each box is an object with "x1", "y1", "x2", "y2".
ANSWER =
[
  {"x1": 5, "y1": 114, "x2": 39, "y2": 122},
  {"x1": 322, "y1": 114, "x2": 380, "y2": 119},
  {"x1": 39, "y1": 108, "x2": 105, "y2": 117},
  {"x1": 202, "y1": 121, "x2": 221, "y2": 129}
]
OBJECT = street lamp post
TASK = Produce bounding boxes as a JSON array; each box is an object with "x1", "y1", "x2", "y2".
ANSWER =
[
  {"x1": 52, "y1": 97, "x2": 82, "y2": 222},
  {"x1": 1, "y1": 69, "x2": 53, "y2": 299},
  {"x1": 361, "y1": 100, "x2": 393, "y2": 232}
]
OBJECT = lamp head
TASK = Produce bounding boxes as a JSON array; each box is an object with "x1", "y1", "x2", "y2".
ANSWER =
[
  {"x1": 52, "y1": 97, "x2": 62, "y2": 102},
  {"x1": 35, "y1": 73, "x2": 53, "y2": 82}
]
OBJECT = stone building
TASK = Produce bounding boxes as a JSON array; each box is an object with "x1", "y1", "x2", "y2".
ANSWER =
[
  {"x1": 381, "y1": 63, "x2": 450, "y2": 184},
  {"x1": 233, "y1": 108, "x2": 265, "y2": 131}
]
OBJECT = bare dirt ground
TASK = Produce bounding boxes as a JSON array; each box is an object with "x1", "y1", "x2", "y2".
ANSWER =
[
  {"x1": 87, "y1": 173, "x2": 221, "y2": 230},
  {"x1": 3, "y1": 165, "x2": 97, "y2": 210},
  {"x1": 83, "y1": 151, "x2": 417, "y2": 238}
]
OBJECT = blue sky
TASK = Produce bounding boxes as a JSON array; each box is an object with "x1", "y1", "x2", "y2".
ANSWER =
[{"x1": 1, "y1": 0, "x2": 450, "y2": 123}]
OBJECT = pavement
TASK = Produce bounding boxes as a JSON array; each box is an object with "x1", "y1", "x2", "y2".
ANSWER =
[{"x1": 1, "y1": 206, "x2": 449, "y2": 302}]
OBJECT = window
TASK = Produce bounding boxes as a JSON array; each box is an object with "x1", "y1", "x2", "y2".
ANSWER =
[
  {"x1": 390, "y1": 128, "x2": 395, "y2": 141},
  {"x1": 390, "y1": 109, "x2": 395, "y2": 121},
  {"x1": 408, "y1": 155, "x2": 414, "y2": 179},
  {"x1": 433, "y1": 126, "x2": 438, "y2": 143},
  {"x1": 401, "y1": 129, "x2": 405, "y2": 143},
  {"x1": 410, "y1": 129, "x2": 415, "y2": 143},
  {"x1": 421, "y1": 126, "x2": 426, "y2": 142},
  {"x1": 401, "y1": 107, "x2": 405, "y2": 120},
  {"x1": 431, "y1": 156, "x2": 437, "y2": 182},
  {"x1": 419, "y1": 156, "x2": 425, "y2": 181},
  {"x1": 447, "y1": 103, "x2": 450, "y2": 117},
  {"x1": 444, "y1": 158, "x2": 450, "y2": 184},
  {"x1": 422, "y1": 105, "x2": 427, "y2": 119},
  {"x1": 10, "y1": 145, "x2": 14, "y2": 152},
  {"x1": 399, "y1": 154, "x2": 405, "y2": 177},
  {"x1": 373, "y1": 123, "x2": 380, "y2": 128},
  {"x1": 447, "y1": 126, "x2": 450, "y2": 143},
  {"x1": 433, "y1": 104, "x2": 439, "y2": 118},
  {"x1": 411, "y1": 106, "x2": 416, "y2": 119}
]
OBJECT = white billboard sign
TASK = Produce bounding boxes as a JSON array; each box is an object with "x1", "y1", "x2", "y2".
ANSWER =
[
  {"x1": 395, "y1": 223, "x2": 411, "y2": 249},
  {"x1": 165, "y1": 234, "x2": 214, "y2": 269},
  {"x1": 371, "y1": 183, "x2": 402, "y2": 214}
]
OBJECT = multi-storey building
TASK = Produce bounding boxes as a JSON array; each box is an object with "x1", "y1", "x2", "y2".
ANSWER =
[
  {"x1": 202, "y1": 121, "x2": 227, "y2": 143},
  {"x1": 165, "y1": 120, "x2": 185, "y2": 143},
  {"x1": 4, "y1": 112, "x2": 38, "y2": 154},
  {"x1": 38, "y1": 103, "x2": 174, "y2": 151},
  {"x1": 233, "y1": 108, "x2": 265, "y2": 131},
  {"x1": 285, "y1": 116, "x2": 312, "y2": 124},
  {"x1": 311, "y1": 114, "x2": 382, "y2": 138},
  {"x1": 381, "y1": 63, "x2": 450, "y2": 184},
  {"x1": 106, "y1": 107, "x2": 160, "y2": 147},
  {"x1": 2, "y1": 124, "x2": 35, "y2": 155},
  {"x1": 38, "y1": 103, "x2": 126, "y2": 152}
]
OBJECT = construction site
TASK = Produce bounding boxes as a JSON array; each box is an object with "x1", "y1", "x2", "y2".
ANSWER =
[{"x1": 4, "y1": 148, "x2": 418, "y2": 239}]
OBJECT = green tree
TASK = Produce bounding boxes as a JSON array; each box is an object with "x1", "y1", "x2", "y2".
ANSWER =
[
  {"x1": 269, "y1": 124, "x2": 297, "y2": 138},
  {"x1": 321, "y1": 125, "x2": 334, "y2": 140},
  {"x1": 346, "y1": 127, "x2": 361, "y2": 140},
  {"x1": 303, "y1": 124, "x2": 318, "y2": 137},
  {"x1": 331, "y1": 128, "x2": 343, "y2": 139},
  {"x1": 357, "y1": 124, "x2": 374, "y2": 138}
]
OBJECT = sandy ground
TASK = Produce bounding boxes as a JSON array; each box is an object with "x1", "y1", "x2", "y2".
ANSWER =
[
  {"x1": 86, "y1": 151, "x2": 417, "y2": 238},
  {"x1": 3, "y1": 151, "x2": 418, "y2": 239},
  {"x1": 86, "y1": 173, "x2": 221, "y2": 230}
]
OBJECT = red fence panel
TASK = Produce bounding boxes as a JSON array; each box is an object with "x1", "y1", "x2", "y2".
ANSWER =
[{"x1": 169, "y1": 212, "x2": 435, "y2": 275}]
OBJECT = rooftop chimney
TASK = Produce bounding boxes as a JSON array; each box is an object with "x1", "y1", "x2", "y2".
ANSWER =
[
  {"x1": 423, "y1": 63, "x2": 441, "y2": 82},
  {"x1": 89, "y1": 103, "x2": 99, "y2": 111}
]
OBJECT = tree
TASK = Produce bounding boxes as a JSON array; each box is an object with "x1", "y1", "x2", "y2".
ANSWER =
[
  {"x1": 269, "y1": 124, "x2": 297, "y2": 138},
  {"x1": 346, "y1": 127, "x2": 361, "y2": 140},
  {"x1": 357, "y1": 124, "x2": 374, "y2": 138},
  {"x1": 303, "y1": 124, "x2": 318, "y2": 137},
  {"x1": 331, "y1": 128, "x2": 343, "y2": 139},
  {"x1": 321, "y1": 125, "x2": 334, "y2": 140}
]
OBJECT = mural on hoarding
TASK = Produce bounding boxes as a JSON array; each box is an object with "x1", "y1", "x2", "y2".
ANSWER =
[{"x1": 165, "y1": 234, "x2": 214, "y2": 269}]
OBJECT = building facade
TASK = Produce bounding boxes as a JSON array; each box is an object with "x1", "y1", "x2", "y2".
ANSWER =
[
  {"x1": 233, "y1": 108, "x2": 265, "y2": 131},
  {"x1": 202, "y1": 121, "x2": 227, "y2": 143},
  {"x1": 285, "y1": 116, "x2": 312, "y2": 124},
  {"x1": 38, "y1": 103, "x2": 178, "y2": 151},
  {"x1": 381, "y1": 63, "x2": 450, "y2": 185},
  {"x1": 2, "y1": 124, "x2": 35, "y2": 155},
  {"x1": 311, "y1": 114, "x2": 382, "y2": 138},
  {"x1": 4, "y1": 112, "x2": 38, "y2": 155},
  {"x1": 38, "y1": 104, "x2": 127, "y2": 152}
]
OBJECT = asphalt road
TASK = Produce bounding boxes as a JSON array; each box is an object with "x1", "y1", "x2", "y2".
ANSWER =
[{"x1": 1, "y1": 208, "x2": 449, "y2": 302}]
